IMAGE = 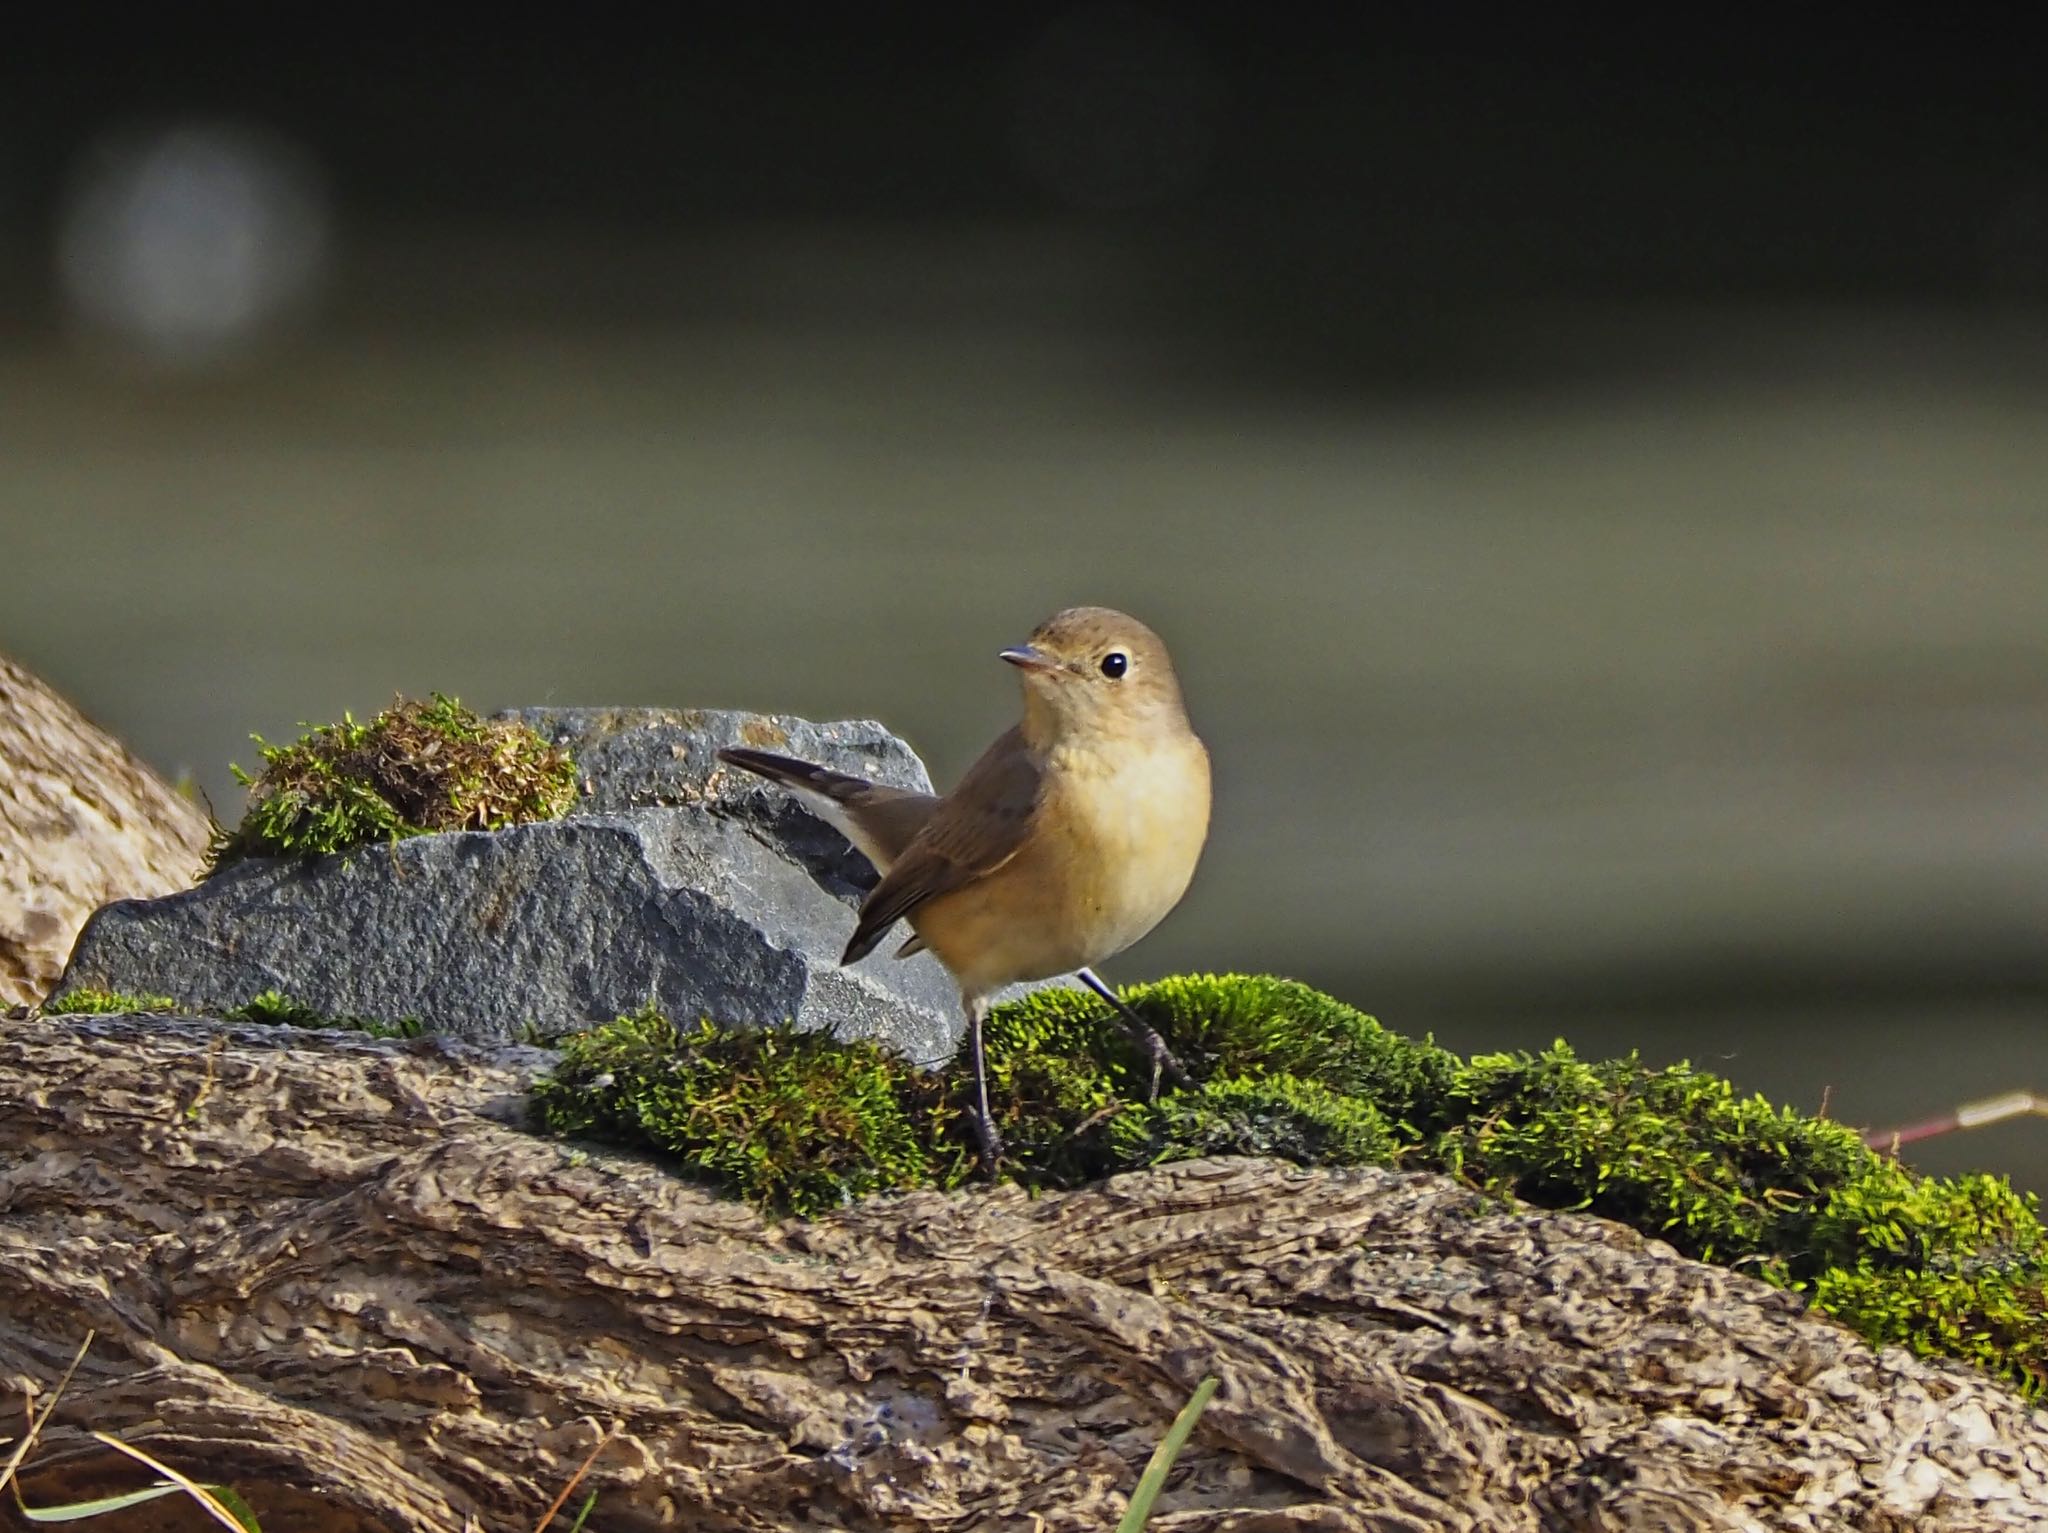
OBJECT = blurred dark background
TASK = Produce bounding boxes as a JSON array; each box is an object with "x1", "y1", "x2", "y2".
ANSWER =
[{"x1": 3, "y1": 13, "x2": 2044, "y2": 1185}]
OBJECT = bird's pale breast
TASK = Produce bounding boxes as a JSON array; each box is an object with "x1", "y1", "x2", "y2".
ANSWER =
[{"x1": 912, "y1": 731, "x2": 1211, "y2": 996}]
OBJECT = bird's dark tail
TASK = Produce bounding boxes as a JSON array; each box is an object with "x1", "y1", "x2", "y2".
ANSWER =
[
  {"x1": 715, "y1": 746, "x2": 939, "y2": 874},
  {"x1": 716, "y1": 747, "x2": 877, "y2": 804}
]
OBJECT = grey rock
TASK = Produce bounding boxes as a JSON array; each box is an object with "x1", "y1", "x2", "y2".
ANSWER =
[
  {"x1": 58, "y1": 709, "x2": 1005, "y2": 1063},
  {"x1": 504, "y1": 706, "x2": 934, "y2": 906}
]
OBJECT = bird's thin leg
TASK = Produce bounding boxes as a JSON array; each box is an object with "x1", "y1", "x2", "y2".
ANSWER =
[
  {"x1": 964, "y1": 993, "x2": 1004, "y2": 1177},
  {"x1": 1076, "y1": 967, "x2": 1188, "y2": 1099}
]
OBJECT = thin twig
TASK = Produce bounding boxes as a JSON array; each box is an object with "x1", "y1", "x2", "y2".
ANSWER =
[
  {"x1": 1865, "y1": 1090, "x2": 2048, "y2": 1150},
  {"x1": 530, "y1": 1419, "x2": 618, "y2": 1533},
  {"x1": 0, "y1": 1330, "x2": 94, "y2": 1495}
]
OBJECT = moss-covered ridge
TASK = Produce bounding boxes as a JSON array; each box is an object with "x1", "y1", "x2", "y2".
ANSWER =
[
  {"x1": 533, "y1": 973, "x2": 2048, "y2": 1395},
  {"x1": 205, "y1": 693, "x2": 577, "y2": 875},
  {"x1": 45, "y1": 985, "x2": 426, "y2": 1038}
]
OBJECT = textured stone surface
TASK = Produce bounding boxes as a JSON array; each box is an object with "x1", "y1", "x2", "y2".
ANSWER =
[
  {"x1": 1, "y1": 653, "x2": 209, "y2": 1006},
  {"x1": 58, "y1": 709, "x2": 988, "y2": 1059},
  {"x1": 4, "y1": 1011, "x2": 2047, "y2": 1532}
]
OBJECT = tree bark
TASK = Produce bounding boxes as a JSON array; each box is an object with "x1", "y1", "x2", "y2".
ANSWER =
[
  {"x1": 0, "y1": 656, "x2": 208, "y2": 1007},
  {"x1": 2, "y1": 1013, "x2": 2043, "y2": 1532}
]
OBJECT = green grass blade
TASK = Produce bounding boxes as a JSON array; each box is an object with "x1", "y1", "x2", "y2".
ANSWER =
[
  {"x1": 566, "y1": 1491, "x2": 599, "y2": 1532},
  {"x1": 1116, "y1": 1375, "x2": 1217, "y2": 1533},
  {"x1": 17, "y1": 1482, "x2": 187, "y2": 1521},
  {"x1": 16, "y1": 1481, "x2": 256, "y2": 1526},
  {"x1": 208, "y1": 1486, "x2": 262, "y2": 1532},
  {"x1": 82, "y1": 1435, "x2": 259, "y2": 1533}
]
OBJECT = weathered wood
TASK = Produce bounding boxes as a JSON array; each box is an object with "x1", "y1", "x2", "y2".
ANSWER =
[
  {"x1": 2, "y1": 1014, "x2": 2044, "y2": 1531},
  {"x1": 0, "y1": 656, "x2": 208, "y2": 1007}
]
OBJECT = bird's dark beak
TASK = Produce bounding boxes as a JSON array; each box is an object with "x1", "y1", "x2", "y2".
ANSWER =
[{"x1": 999, "y1": 643, "x2": 1058, "y2": 674}]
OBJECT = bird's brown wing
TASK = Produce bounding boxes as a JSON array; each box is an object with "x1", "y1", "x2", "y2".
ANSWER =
[{"x1": 841, "y1": 726, "x2": 1042, "y2": 964}]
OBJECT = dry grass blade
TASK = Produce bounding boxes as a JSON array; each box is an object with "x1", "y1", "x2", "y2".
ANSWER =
[
  {"x1": 530, "y1": 1420, "x2": 617, "y2": 1533},
  {"x1": 1, "y1": 1332, "x2": 95, "y2": 1496},
  {"x1": 86, "y1": 1434, "x2": 255, "y2": 1533}
]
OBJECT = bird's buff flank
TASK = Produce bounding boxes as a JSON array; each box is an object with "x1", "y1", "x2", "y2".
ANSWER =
[{"x1": 717, "y1": 606, "x2": 1211, "y2": 1172}]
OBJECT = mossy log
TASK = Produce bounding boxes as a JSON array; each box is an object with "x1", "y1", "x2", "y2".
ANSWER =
[
  {"x1": 0, "y1": 656, "x2": 208, "y2": 1008},
  {"x1": 4, "y1": 1015, "x2": 2046, "y2": 1531}
]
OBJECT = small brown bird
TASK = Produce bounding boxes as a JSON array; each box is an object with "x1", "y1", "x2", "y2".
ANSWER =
[{"x1": 718, "y1": 606, "x2": 1211, "y2": 1170}]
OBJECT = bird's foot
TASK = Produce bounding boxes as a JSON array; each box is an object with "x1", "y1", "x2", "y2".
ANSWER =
[
  {"x1": 1120, "y1": 1016, "x2": 1187, "y2": 1101},
  {"x1": 972, "y1": 1111, "x2": 1006, "y2": 1180},
  {"x1": 1076, "y1": 968, "x2": 1189, "y2": 1100}
]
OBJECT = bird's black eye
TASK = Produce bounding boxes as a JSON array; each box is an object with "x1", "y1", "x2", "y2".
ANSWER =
[{"x1": 1099, "y1": 651, "x2": 1129, "y2": 679}]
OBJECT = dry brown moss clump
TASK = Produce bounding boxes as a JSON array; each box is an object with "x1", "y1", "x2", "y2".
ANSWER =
[{"x1": 206, "y1": 694, "x2": 578, "y2": 874}]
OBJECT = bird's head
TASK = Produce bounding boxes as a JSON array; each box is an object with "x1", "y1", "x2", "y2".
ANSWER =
[{"x1": 1000, "y1": 606, "x2": 1191, "y2": 746}]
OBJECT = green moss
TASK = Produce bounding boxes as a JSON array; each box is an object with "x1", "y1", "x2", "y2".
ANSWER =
[
  {"x1": 991, "y1": 974, "x2": 1457, "y2": 1129},
  {"x1": 1800, "y1": 1166, "x2": 2048, "y2": 1390},
  {"x1": 937, "y1": 975, "x2": 1452, "y2": 1188},
  {"x1": 1809, "y1": 1257, "x2": 2048, "y2": 1391},
  {"x1": 43, "y1": 987, "x2": 177, "y2": 1014},
  {"x1": 534, "y1": 1006, "x2": 937, "y2": 1212},
  {"x1": 1109, "y1": 1074, "x2": 1396, "y2": 1168},
  {"x1": 1427, "y1": 1043, "x2": 1877, "y2": 1265},
  {"x1": 529, "y1": 972, "x2": 2048, "y2": 1395},
  {"x1": 226, "y1": 989, "x2": 424, "y2": 1039},
  {"x1": 206, "y1": 692, "x2": 577, "y2": 875},
  {"x1": 44, "y1": 985, "x2": 422, "y2": 1037}
]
